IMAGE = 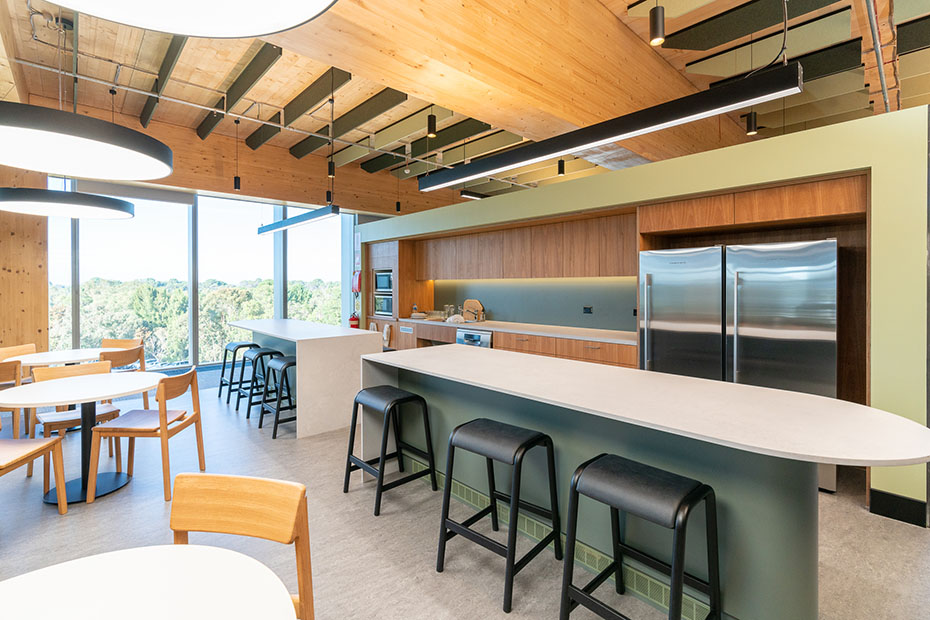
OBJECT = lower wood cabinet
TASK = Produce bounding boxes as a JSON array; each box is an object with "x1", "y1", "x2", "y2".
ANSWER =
[
  {"x1": 415, "y1": 322, "x2": 457, "y2": 344},
  {"x1": 395, "y1": 324, "x2": 416, "y2": 349},
  {"x1": 494, "y1": 332, "x2": 557, "y2": 355},
  {"x1": 366, "y1": 318, "x2": 396, "y2": 349},
  {"x1": 493, "y1": 332, "x2": 637, "y2": 368}
]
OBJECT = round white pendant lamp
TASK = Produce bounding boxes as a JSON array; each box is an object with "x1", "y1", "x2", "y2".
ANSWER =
[
  {"x1": 60, "y1": 0, "x2": 340, "y2": 38},
  {"x1": 0, "y1": 102, "x2": 173, "y2": 181},
  {"x1": 0, "y1": 188, "x2": 134, "y2": 219}
]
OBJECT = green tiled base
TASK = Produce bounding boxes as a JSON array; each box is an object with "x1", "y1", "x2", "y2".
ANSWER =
[{"x1": 409, "y1": 457, "x2": 712, "y2": 620}]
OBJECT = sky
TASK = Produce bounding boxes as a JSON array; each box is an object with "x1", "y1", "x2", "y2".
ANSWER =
[{"x1": 47, "y1": 182, "x2": 343, "y2": 286}]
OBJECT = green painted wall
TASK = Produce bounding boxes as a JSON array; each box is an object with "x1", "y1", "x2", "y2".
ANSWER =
[{"x1": 362, "y1": 107, "x2": 930, "y2": 504}]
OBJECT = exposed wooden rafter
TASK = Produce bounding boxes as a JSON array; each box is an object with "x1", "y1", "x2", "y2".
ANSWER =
[
  {"x1": 140, "y1": 35, "x2": 186, "y2": 128},
  {"x1": 333, "y1": 105, "x2": 452, "y2": 167}
]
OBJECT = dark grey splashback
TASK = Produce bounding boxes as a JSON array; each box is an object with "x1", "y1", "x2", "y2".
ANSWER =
[{"x1": 432, "y1": 277, "x2": 637, "y2": 331}]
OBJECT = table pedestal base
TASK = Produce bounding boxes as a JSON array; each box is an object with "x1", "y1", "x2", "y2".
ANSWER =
[{"x1": 44, "y1": 472, "x2": 132, "y2": 504}]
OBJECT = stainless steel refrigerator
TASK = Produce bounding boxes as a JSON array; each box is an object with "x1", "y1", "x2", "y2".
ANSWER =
[{"x1": 639, "y1": 240, "x2": 838, "y2": 489}]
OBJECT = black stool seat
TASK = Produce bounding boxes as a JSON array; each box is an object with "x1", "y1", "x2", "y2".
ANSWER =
[
  {"x1": 438, "y1": 419, "x2": 562, "y2": 613},
  {"x1": 225, "y1": 341, "x2": 255, "y2": 352},
  {"x1": 218, "y1": 341, "x2": 258, "y2": 403},
  {"x1": 237, "y1": 348, "x2": 282, "y2": 417},
  {"x1": 267, "y1": 355, "x2": 296, "y2": 372},
  {"x1": 451, "y1": 418, "x2": 544, "y2": 465},
  {"x1": 260, "y1": 356, "x2": 297, "y2": 439},
  {"x1": 560, "y1": 453, "x2": 721, "y2": 620},
  {"x1": 243, "y1": 347, "x2": 279, "y2": 360},
  {"x1": 574, "y1": 454, "x2": 702, "y2": 529},
  {"x1": 343, "y1": 386, "x2": 438, "y2": 516}
]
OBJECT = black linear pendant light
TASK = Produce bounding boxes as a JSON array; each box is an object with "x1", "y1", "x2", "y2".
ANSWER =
[
  {"x1": 419, "y1": 62, "x2": 803, "y2": 192},
  {"x1": 649, "y1": 2, "x2": 665, "y2": 47}
]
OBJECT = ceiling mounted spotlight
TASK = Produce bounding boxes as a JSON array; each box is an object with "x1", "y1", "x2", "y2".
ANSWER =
[
  {"x1": 59, "y1": 0, "x2": 340, "y2": 38},
  {"x1": 0, "y1": 187, "x2": 134, "y2": 219},
  {"x1": 745, "y1": 111, "x2": 759, "y2": 136},
  {"x1": 427, "y1": 113, "x2": 438, "y2": 139},
  {"x1": 649, "y1": 3, "x2": 665, "y2": 47},
  {"x1": 557, "y1": 159, "x2": 565, "y2": 176},
  {"x1": 0, "y1": 102, "x2": 172, "y2": 181}
]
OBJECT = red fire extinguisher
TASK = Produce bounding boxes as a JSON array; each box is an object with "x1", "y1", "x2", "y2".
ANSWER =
[{"x1": 349, "y1": 311, "x2": 360, "y2": 329}]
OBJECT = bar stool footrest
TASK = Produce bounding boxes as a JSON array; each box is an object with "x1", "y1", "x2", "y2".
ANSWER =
[
  {"x1": 443, "y1": 511, "x2": 559, "y2": 577},
  {"x1": 492, "y1": 489, "x2": 557, "y2": 522},
  {"x1": 567, "y1": 583, "x2": 632, "y2": 620},
  {"x1": 346, "y1": 453, "x2": 431, "y2": 491},
  {"x1": 617, "y1": 541, "x2": 711, "y2": 596}
]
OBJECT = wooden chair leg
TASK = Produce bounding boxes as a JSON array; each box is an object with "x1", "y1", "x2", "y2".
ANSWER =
[
  {"x1": 43, "y1": 425, "x2": 52, "y2": 494},
  {"x1": 86, "y1": 432, "x2": 103, "y2": 504},
  {"x1": 160, "y1": 434, "x2": 172, "y2": 501},
  {"x1": 114, "y1": 437, "x2": 122, "y2": 473},
  {"x1": 128, "y1": 438, "x2": 135, "y2": 476},
  {"x1": 11, "y1": 408, "x2": 20, "y2": 439},
  {"x1": 108, "y1": 437, "x2": 114, "y2": 457},
  {"x1": 195, "y1": 417, "x2": 206, "y2": 472},
  {"x1": 51, "y1": 442, "x2": 67, "y2": 515}
]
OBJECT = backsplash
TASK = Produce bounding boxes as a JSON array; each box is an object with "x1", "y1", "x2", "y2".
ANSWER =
[{"x1": 433, "y1": 277, "x2": 638, "y2": 331}]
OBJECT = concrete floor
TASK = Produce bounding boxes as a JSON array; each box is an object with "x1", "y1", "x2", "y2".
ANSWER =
[{"x1": 1, "y1": 386, "x2": 928, "y2": 619}]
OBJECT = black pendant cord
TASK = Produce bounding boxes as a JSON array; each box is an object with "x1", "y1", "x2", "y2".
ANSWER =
[{"x1": 746, "y1": 0, "x2": 788, "y2": 78}]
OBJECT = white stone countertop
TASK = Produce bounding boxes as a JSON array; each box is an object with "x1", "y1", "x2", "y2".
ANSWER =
[
  {"x1": 229, "y1": 319, "x2": 376, "y2": 342},
  {"x1": 362, "y1": 345, "x2": 930, "y2": 466},
  {"x1": 397, "y1": 318, "x2": 637, "y2": 345}
]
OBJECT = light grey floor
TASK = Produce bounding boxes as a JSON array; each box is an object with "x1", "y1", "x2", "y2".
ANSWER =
[{"x1": 1, "y1": 389, "x2": 928, "y2": 619}]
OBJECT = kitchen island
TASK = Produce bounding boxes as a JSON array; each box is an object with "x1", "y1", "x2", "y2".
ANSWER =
[
  {"x1": 358, "y1": 345, "x2": 930, "y2": 620},
  {"x1": 230, "y1": 319, "x2": 382, "y2": 438}
]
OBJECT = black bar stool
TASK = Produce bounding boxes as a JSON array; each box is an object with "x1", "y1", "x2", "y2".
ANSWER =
[
  {"x1": 436, "y1": 418, "x2": 563, "y2": 613},
  {"x1": 218, "y1": 341, "x2": 257, "y2": 403},
  {"x1": 343, "y1": 385, "x2": 438, "y2": 516},
  {"x1": 559, "y1": 453, "x2": 721, "y2": 620},
  {"x1": 236, "y1": 347, "x2": 281, "y2": 417},
  {"x1": 259, "y1": 355, "x2": 296, "y2": 439}
]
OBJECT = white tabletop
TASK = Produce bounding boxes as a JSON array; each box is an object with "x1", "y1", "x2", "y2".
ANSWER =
[
  {"x1": 0, "y1": 371, "x2": 165, "y2": 408},
  {"x1": 231, "y1": 318, "x2": 376, "y2": 342},
  {"x1": 0, "y1": 544, "x2": 296, "y2": 620},
  {"x1": 363, "y1": 345, "x2": 930, "y2": 467},
  {"x1": 7, "y1": 347, "x2": 120, "y2": 367}
]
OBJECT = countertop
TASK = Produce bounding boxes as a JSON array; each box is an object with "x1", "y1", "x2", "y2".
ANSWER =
[
  {"x1": 230, "y1": 319, "x2": 375, "y2": 342},
  {"x1": 397, "y1": 317, "x2": 637, "y2": 345},
  {"x1": 362, "y1": 345, "x2": 930, "y2": 466}
]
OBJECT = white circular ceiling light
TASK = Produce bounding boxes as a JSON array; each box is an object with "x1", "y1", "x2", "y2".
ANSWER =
[
  {"x1": 60, "y1": 0, "x2": 340, "y2": 38},
  {"x1": 0, "y1": 188, "x2": 134, "y2": 219}
]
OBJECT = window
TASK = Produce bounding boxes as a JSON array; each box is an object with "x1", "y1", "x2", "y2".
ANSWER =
[
  {"x1": 197, "y1": 196, "x2": 275, "y2": 364},
  {"x1": 46, "y1": 178, "x2": 73, "y2": 351},
  {"x1": 79, "y1": 198, "x2": 190, "y2": 367},
  {"x1": 286, "y1": 210, "x2": 344, "y2": 324}
]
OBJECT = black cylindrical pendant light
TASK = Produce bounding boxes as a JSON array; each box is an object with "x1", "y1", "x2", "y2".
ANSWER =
[
  {"x1": 327, "y1": 159, "x2": 335, "y2": 178},
  {"x1": 746, "y1": 111, "x2": 759, "y2": 136},
  {"x1": 557, "y1": 159, "x2": 565, "y2": 176},
  {"x1": 427, "y1": 113, "x2": 437, "y2": 139},
  {"x1": 326, "y1": 190, "x2": 332, "y2": 204},
  {"x1": 649, "y1": 4, "x2": 665, "y2": 47},
  {"x1": 395, "y1": 201, "x2": 401, "y2": 212}
]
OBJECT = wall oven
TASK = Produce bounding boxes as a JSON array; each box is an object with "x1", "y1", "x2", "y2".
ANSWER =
[
  {"x1": 373, "y1": 294, "x2": 394, "y2": 317},
  {"x1": 374, "y1": 270, "x2": 393, "y2": 293}
]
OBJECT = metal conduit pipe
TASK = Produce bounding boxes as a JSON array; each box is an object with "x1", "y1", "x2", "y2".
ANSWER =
[{"x1": 864, "y1": 0, "x2": 891, "y2": 113}]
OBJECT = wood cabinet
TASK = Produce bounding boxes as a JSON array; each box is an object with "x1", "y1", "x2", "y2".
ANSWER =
[
  {"x1": 598, "y1": 213, "x2": 637, "y2": 276},
  {"x1": 638, "y1": 194, "x2": 735, "y2": 233},
  {"x1": 531, "y1": 223, "x2": 563, "y2": 278},
  {"x1": 562, "y1": 219, "x2": 599, "y2": 277},
  {"x1": 733, "y1": 175, "x2": 867, "y2": 225},
  {"x1": 366, "y1": 318, "x2": 395, "y2": 349},
  {"x1": 502, "y1": 227, "x2": 532, "y2": 278},
  {"x1": 478, "y1": 231, "x2": 504, "y2": 279},
  {"x1": 415, "y1": 322, "x2": 457, "y2": 344},
  {"x1": 395, "y1": 323, "x2": 416, "y2": 350},
  {"x1": 494, "y1": 332, "x2": 557, "y2": 356},
  {"x1": 555, "y1": 339, "x2": 637, "y2": 367}
]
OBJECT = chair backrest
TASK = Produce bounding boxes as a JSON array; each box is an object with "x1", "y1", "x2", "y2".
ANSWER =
[
  {"x1": 170, "y1": 473, "x2": 313, "y2": 619},
  {"x1": 0, "y1": 343, "x2": 36, "y2": 362},
  {"x1": 155, "y1": 369, "x2": 200, "y2": 423},
  {"x1": 101, "y1": 338, "x2": 143, "y2": 349},
  {"x1": 0, "y1": 360, "x2": 21, "y2": 386},
  {"x1": 32, "y1": 361, "x2": 112, "y2": 382},
  {"x1": 99, "y1": 346, "x2": 144, "y2": 371}
]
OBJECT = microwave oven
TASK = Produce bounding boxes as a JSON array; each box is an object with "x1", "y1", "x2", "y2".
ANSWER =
[
  {"x1": 373, "y1": 294, "x2": 393, "y2": 317},
  {"x1": 374, "y1": 270, "x2": 393, "y2": 293}
]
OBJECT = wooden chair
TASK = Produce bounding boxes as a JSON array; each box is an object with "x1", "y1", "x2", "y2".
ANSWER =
[
  {"x1": 99, "y1": 345, "x2": 150, "y2": 408},
  {"x1": 87, "y1": 369, "x2": 205, "y2": 503},
  {"x1": 0, "y1": 343, "x2": 36, "y2": 384},
  {"x1": 31, "y1": 361, "x2": 122, "y2": 491},
  {"x1": 0, "y1": 360, "x2": 22, "y2": 438},
  {"x1": 101, "y1": 337, "x2": 143, "y2": 350},
  {"x1": 170, "y1": 473, "x2": 314, "y2": 619},
  {"x1": 0, "y1": 437, "x2": 67, "y2": 514}
]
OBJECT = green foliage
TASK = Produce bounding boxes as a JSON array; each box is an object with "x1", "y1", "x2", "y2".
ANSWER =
[{"x1": 49, "y1": 277, "x2": 341, "y2": 366}]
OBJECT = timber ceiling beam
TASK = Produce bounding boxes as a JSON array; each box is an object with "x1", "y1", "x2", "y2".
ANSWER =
[
  {"x1": 361, "y1": 117, "x2": 492, "y2": 173},
  {"x1": 263, "y1": 0, "x2": 749, "y2": 165},
  {"x1": 247, "y1": 66, "x2": 351, "y2": 150},
  {"x1": 196, "y1": 42, "x2": 282, "y2": 140},
  {"x1": 391, "y1": 130, "x2": 524, "y2": 180},
  {"x1": 289, "y1": 87, "x2": 407, "y2": 159},
  {"x1": 0, "y1": 0, "x2": 27, "y2": 102},
  {"x1": 332, "y1": 105, "x2": 452, "y2": 167},
  {"x1": 140, "y1": 35, "x2": 187, "y2": 128}
]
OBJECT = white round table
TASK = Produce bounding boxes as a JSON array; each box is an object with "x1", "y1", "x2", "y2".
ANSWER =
[
  {"x1": 0, "y1": 371, "x2": 166, "y2": 503},
  {"x1": 7, "y1": 347, "x2": 120, "y2": 367},
  {"x1": 0, "y1": 545, "x2": 297, "y2": 620}
]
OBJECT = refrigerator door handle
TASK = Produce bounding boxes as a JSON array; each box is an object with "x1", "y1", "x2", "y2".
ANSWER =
[
  {"x1": 644, "y1": 273, "x2": 652, "y2": 370},
  {"x1": 733, "y1": 270, "x2": 740, "y2": 383}
]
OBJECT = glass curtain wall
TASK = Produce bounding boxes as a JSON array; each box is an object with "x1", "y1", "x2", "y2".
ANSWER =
[
  {"x1": 46, "y1": 177, "x2": 73, "y2": 351},
  {"x1": 286, "y1": 209, "x2": 343, "y2": 324}
]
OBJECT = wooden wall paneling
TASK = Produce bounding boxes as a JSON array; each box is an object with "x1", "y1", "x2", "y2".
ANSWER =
[
  {"x1": 0, "y1": 165, "x2": 48, "y2": 350},
  {"x1": 477, "y1": 231, "x2": 503, "y2": 279},
  {"x1": 733, "y1": 175, "x2": 868, "y2": 225},
  {"x1": 415, "y1": 239, "x2": 429, "y2": 280},
  {"x1": 598, "y1": 214, "x2": 638, "y2": 276},
  {"x1": 562, "y1": 218, "x2": 599, "y2": 277},
  {"x1": 397, "y1": 240, "x2": 433, "y2": 316},
  {"x1": 531, "y1": 223, "x2": 563, "y2": 278},
  {"x1": 502, "y1": 228, "x2": 532, "y2": 278},
  {"x1": 455, "y1": 234, "x2": 480, "y2": 279},
  {"x1": 638, "y1": 194, "x2": 735, "y2": 233}
]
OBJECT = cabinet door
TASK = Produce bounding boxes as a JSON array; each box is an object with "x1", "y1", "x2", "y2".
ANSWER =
[
  {"x1": 415, "y1": 239, "x2": 430, "y2": 280},
  {"x1": 733, "y1": 175, "x2": 867, "y2": 225},
  {"x1": 478, "y1": 231, "x2": 504, "y2": 279},
  {"x1": 455, "y1": 234, "x2": 480, "y2": 279},
  {"x1": 502, "y1": 228, "x2": 532, "y2": 278},
  {"x1": 598, "y1": 214, "x2": 637, "y2": 276},
  {"x1": 638, "y1": 194, "x2": 734, "y2": 233},
  {"x1": 395, "y1": 324, "x2": 416, "y2": 349},
  {"x1": 562, "y1": 219, "x2": 599, "y2": 277},
  {"x1": 435, "y1": 237, "x2": 457, "y2": 280},
  {"x1": 531, "y1": 223, "x2": 563, "y2": 278}
]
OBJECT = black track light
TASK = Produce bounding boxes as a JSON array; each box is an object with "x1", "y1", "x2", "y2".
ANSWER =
[
  {"x1": 557, "y1": 159, "x2": 565, "y2": 176},
  {"x1": 649, "y1": 4, "x2": 665, "y2": 47},
  {"x1": 328, "y1": 160, "x2": 335, "y2": 178},
  {"x1": 746, "y1": 111, "x2": 759, "y2": 136},
  {"x1": 427, "y1": 113, "x2": 437, "y2": 139}
]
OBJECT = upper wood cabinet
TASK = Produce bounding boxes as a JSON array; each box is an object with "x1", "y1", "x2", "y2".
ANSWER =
[
  {"x1": 733, "y1": 175, "x2": 867, "y2": 225},
  {"x1": 531, "y1": 223, "x2": 563, "y2": 278},
  {"x1": 562, "y1": 219, "x2": 599, "y2": 277},
  {"x1": 478, "y1": 231, "x2": 504, "y2": 279},
  {"x1": 502, "y1": 227, "x2": 532, "y2": 278},
  {"x1": 638, "y1": 194, "x2": 735, "y2": 233},
  {"x1": 598, "y1": 213, "x2": 636, "y2": 276}
]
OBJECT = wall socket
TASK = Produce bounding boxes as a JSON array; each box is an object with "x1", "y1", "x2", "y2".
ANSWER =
[{"x1": 583, "y1": 306, "x2": 593, "y2": 314}]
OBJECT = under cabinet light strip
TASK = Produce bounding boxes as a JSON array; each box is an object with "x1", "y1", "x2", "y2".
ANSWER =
[{"x1": 418, "y1": 62, "x2": 803, "y2": 192}]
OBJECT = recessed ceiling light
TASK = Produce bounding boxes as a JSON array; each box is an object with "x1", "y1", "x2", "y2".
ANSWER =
[
  {"x1": 0, "y1": 188, "x2": 134, "y2": 219},
  {"x1": 59, "y1": 0, "x2": 340, "y2": 38},
  {"x1": 0, "y1": 102, "x2": 172, "y2": 181}
]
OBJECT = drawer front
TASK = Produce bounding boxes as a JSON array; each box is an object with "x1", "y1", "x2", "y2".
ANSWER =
[
  {"x1": 507, "y1": 333, "x2": 557, "y2": 355},
  {"x1": 415, "y1": 322, "x2": 457, "y2": 343},
  {"x1": 556, "y1": 339, "x2": 637, "y2": 366}
]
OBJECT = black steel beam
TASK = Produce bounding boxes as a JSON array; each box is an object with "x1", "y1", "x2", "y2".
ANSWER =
[
  {"x1": 196, "y1": 42, "x2": 282, "y2": 140},
  {"x1": 360, "y1": 147, "x2": 405, "y2": 173},
  {"x1": 360, "y1": 118, "x2": 492, "y2": 173},
  {"x1": 283, "y1": 67, "x2": 351, "y2": 127},
  {"x1": 140, "y1": 35, "x2": 187, "y2": 128},
  {"x1": 289, "y1": 88, "x2": 408, "y2": 159},
  {"x1": 245, "y1": 111, "x2": 282, "y2": 150},
  {"x1": 709, "y1": 38, "x2": 861, "y2": 88}
]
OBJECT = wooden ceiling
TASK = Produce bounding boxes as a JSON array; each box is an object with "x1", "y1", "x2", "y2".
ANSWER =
[{"x1": 0, "y1": 0, "x2": 925, "y2": 208}]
